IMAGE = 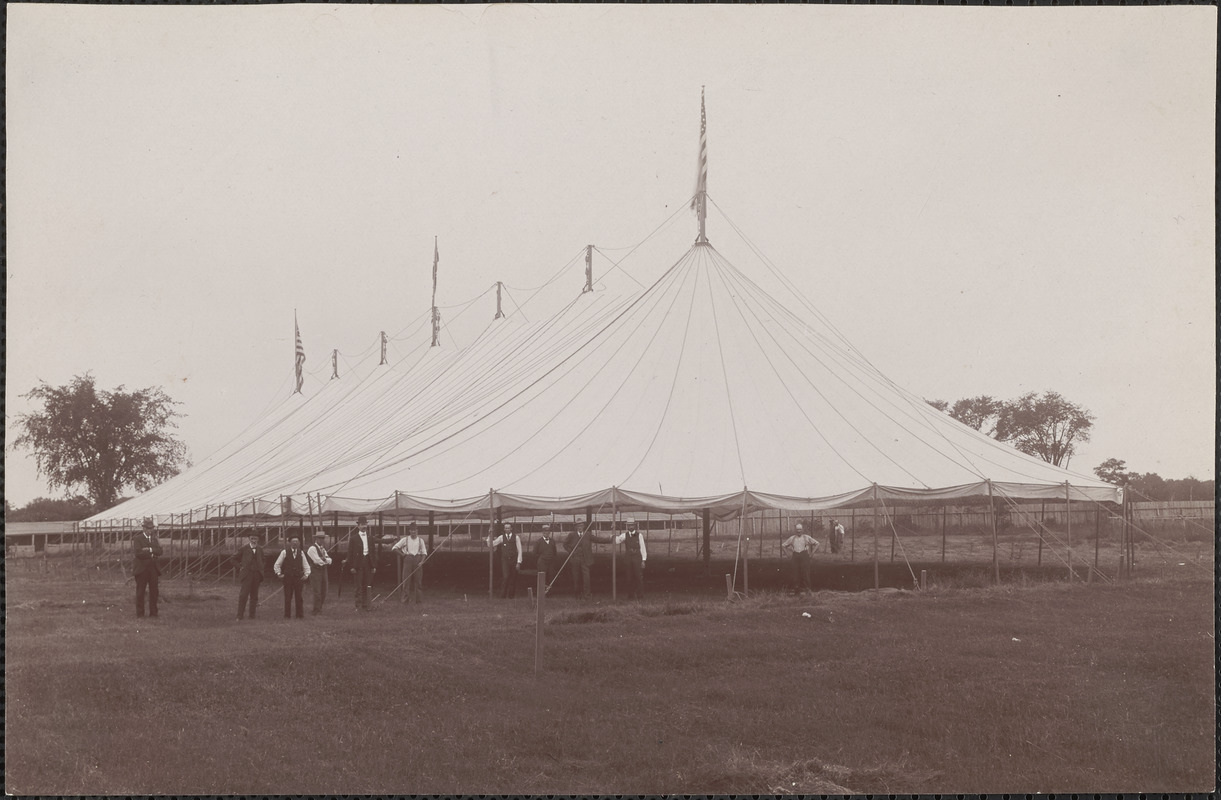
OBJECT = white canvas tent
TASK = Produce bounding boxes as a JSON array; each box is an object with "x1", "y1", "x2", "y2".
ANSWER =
[{"x1": 86, "y1": 232, "x2": 1120, "y2": 529}]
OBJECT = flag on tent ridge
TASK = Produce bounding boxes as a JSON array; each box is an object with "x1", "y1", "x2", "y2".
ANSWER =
[
  {"x1": 294, "y1": 316, "x2": 305, "y2": 394},
  {"x1": 691, "y1": 88, "x2": 707, "y2": 212}
]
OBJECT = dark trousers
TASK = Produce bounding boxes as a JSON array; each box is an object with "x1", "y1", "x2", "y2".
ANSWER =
[
  {"x1": 135, "y1": 572, "x2": 159, "y2": 617},
  {"x1": 403, "y1": 554, "x2": 424, "y2": 603},
  {"x1": 309, "y1": 569, "x2": 328, "y2": 613},
  {"x1": 238, "y1": 576, "x2": 261, "y2": 618},
  {"x1": 499, "y1": 560, "x2": 518, "y2": 598},
  {"x1": 793, "y1": 551, "x2": 812, "y2": 592},
  {"x1": 570, "y1": 560, "x2": 591, "y2": 599},
  {"x1": 283, "y1": 578, "x2": 304, "y2": 618},
  {"x1": 624, "y1": 554, "x2": 644, "y2": 599},
  {"x1": 353, "y1": 564, "x2": 374, "y2": 610}
]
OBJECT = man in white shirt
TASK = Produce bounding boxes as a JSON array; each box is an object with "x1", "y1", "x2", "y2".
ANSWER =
[
  {"x1": 274, "y1": 535, "x2": 311, "y2": 619},
  {"x1": 391, "y1": 523, "x2": 428, "y2": 604},
  {"x1": 613, "y1": 517, "x2": 648, "y2": 600},
  {"x1": 344, "y1": 515, "x2": 379, "y2": 611},
  {"x1": 488, "y1": 522, "x2": 523, "y2": 599},
  {"x1": 306, "y1": 531, "x2": 333, "y2": 614},
  {"x1": 782, "y1": 522, "x2": 820, "y2": 594},
  {"x1": 830, "y1": 518, "x2": 846, "y2": 554}
]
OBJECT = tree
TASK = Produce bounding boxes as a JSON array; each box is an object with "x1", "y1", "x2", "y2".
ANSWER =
[
  {"x1": 949, "y1": 395, "x2": 1003, "y2": 436},
  {"x1": 6, "y1": 495, "x2": 96, "y2": 522},
  {"x1": 994, "y1": 390, "x2": 1094, "y2": 468},
  {"x1": 1093, "y1": 458, "x2": 1140, "y2": 487},
  {"x1": 12, "y1": 374, "x2": 189, "y2": 510}
]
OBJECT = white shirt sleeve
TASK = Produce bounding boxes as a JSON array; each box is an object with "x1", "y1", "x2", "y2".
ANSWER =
[
  {"x1": 274, "y1": 550, "x2": 286, "y2": 577},
  {"x1": 301, "y1": 554, "x2": 311, "y2": 579},
  {"x1": 640, "y1": 534, "x2": 647, "y2": 562},
  {"x1": 489, "y1": 534, "x2": 504, "y2": 548},
  {"x1": 514, "y1": 536, "x2": 522, "y2": 565},
  {"x1": 613, "y1": 532, "x2": 625, "y2": 544}
]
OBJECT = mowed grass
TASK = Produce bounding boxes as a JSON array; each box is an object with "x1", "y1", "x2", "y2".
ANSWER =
[{"x1": 4, "y1": 571, "x2": 1214, "y2": 794}]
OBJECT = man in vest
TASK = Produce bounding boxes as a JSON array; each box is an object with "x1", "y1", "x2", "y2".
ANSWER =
[
  {"x1": 306, "y1": 530, "x2": 333, "y2": 614},
  {"x1": 533, "y1": 523, "x2": 558, "y2": 596},
  {"x1": 236, "y1": 532, "x2": 265, "y2": 620},
  {"x1": 132, "y1": 517, "x2": 163, "y2": 618},
  {"x1": 562, "y1": 522, "x2": 612, "y2": 602},
  {"x1": 782, "y1": 522, "x2": 820, "y2": 594},
  {"x1": 488, "y1": 522, "x2": 522, "y2": 598},
  {"x1": 344, "y1": 515, "x2": 380, "y2": 611},
  {"x1": 391, "y1": 523, "x2": 428, "y2": 604},
  {"x1": 614, "y1": 517, "x2": 648, "y2": 600},
  {"x1": 275, "y1": 534, "x2": 311, "y2": 619}
]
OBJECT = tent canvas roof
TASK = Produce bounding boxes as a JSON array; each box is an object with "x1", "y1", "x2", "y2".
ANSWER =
[{"x1": 87, "y1": 239, "x2": 1119, "y2": 526}]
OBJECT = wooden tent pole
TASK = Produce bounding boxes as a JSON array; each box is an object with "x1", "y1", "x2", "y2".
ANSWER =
[
  {"x1": 1065, "y1": 482, "x2": 1073, "y2": 581},
  {"x1": 612, "y1": 489, "x2": 618, "y2": 602},
  {"x1": 702, "y1": 508, "x2": 712, "y2": 576},
  {"x1": 488, "y1": 489, "x2": 495, "y2": 600},
  {"x1": 872, "y1": 484, "x2": 880, "y2": 591},
  {"x1": 740, "y1": 490, "x2": 749, "y2": 597},
  {"x1": 989, "y1": 480, "x2": 999, "y2": 584}
]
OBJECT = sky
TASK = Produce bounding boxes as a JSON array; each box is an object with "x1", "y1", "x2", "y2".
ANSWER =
[{"x1": 6, "y1": 4, "x2": 1216, "y2": 508}]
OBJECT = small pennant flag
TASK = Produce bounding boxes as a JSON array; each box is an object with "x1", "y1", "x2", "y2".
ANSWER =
[
  {"x1": 691, "y1": 88, "x2": 707, "y2": 212},
  {"x1": 294, "y1": 315, "x2": 305, "y2": 394}
]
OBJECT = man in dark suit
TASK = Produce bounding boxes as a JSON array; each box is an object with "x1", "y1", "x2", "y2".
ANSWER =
[
  {"x1": 132, "y1": 517, "x2": 163, "y2": 618},
  {"x1": 533, "y1": 523, "x2": 558, "y2": 595},
  {"x1": 236, "y1": 532, "x2": 265, "y2": 620},
  {"x1": 344, "y1": 515, "x2": 379, "y2": 611}
]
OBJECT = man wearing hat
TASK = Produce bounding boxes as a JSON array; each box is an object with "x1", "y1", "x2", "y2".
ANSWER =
[
  {"x1": 488, "y1": 522, "x2": 522, "y2": 598},
  {"x1": 782, "y1": 522, "x2": 820, "y2": 594},
  {"x1": 344, "y1": 515, "x2": 380, "y2": 611},
  {"x1": 533, "y1": 523, "x2": 558, "y2": 595},
  {"x1": 306, "y1": 530, "x2": 333, "y2": 614},
  {"x1": 236, "y1": 532, "x2": 265, "y2": 620},
  {"x1": 613, "y1": 517, "x2": 648, "y2": 600},
  {"x1": 390, "y1": 523, "x2": 428, "y2": 604},
  {"x1": 132, "y1": 517, "x2": 163, "y2": 618}
]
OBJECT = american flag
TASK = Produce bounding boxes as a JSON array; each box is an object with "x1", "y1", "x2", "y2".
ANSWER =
[
  {"x1": 691, "y1": 87, "x2": 707, "y2": 212},
  {"x1": 294, "y1": 316, "x2": 305, "y2": 393},
  {"x1": 431, "y1": 237, "x2": 439, "y2": 309}
]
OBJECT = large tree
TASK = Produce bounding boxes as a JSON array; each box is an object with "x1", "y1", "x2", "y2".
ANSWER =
[
  {"x1": 993, "y1": 390, "x2": 1094, "y2": 468},
  {"x1": 12, "y1": 374, "x2": 189, "y2": 510},
  {"x1": 931, "y1": 389, "x2": 1094, "y2": 468},
  {"x1": 1093, "y1": 458, "x2": 1140, "y2": 487}
]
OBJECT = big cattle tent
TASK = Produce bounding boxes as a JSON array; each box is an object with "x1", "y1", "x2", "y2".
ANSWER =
[{"x1": 86, "y1": 225, "x2": 1119, "y2": 528}]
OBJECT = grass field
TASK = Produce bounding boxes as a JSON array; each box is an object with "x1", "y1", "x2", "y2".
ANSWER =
[{"x1": 5, "y1": 568, "x2": 1214, "y2": 794}]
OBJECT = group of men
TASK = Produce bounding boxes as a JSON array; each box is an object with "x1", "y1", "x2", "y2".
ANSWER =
[
  {"x1": 130, "y1": 512, "x2": 847, "y2": 617},
  {"x1": 487, "y1": 517, "x2": 647, "y2": 601}
]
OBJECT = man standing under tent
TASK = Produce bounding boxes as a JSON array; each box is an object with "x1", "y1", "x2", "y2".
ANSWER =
[
  {"x1": 132, "y1": 517, "x2": 163, "y2": 618},
  {"x1": 533, "y1": 523, "x2": 558, "y2": 596},
  {"x1": 306, "y1": 531, "x2": 333, "y2": 614},
  {"x1": 563, "y1": 523, "x2": 612, "y2": 602},
  {"x1": 782, "y1": 522, "x2": 821, "y2": 595},
  {"x1": 274, "y1": 535, "x2": 311, "y2": 619},
  {"x1": 830, "y1": 518, "x2": 846, "y2": 555},
  {"x1": 488, "y1": 522, "x2": 523, "y2": 598},
  {"x1": 345, "y1": 515, "x2": 379, "y2": 611},
  {"x1": 613, "y1": 517, "x2": 647, "y2": 600},
  {"x1": 391, "y1": 523, "x2": 428, "y2": 604},
  {"x1": 236, "y1": 532, "x2": 265, "y2": 620}
]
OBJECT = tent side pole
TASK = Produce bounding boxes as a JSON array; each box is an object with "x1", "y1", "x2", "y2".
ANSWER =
[
  {"x1": 989, "y1": 480, "x2": 999, "y2": 584},
  {"x1": 702, "y1": 508, "x2": 712, "y2": 576},
  {"x1": 611, "y1": 490, "x2": 618, "y2": 602},
  {"x1": 488, "y1": 489, "x2": 495, "y2": 601},
  {"x1": 1065, "y1": 482, "x2": 1073, "y2": 581},
  {"x1": 872, "y1": 484, "x2": 879, "y2": 591},
  {"x1": 940, "y1": 504, "x2": 946, "y2": 563}
]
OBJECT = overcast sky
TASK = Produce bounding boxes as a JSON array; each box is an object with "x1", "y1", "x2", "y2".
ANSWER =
[{"x1": 6, "y1": 4, "x2": 1216, "y2": 507}]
